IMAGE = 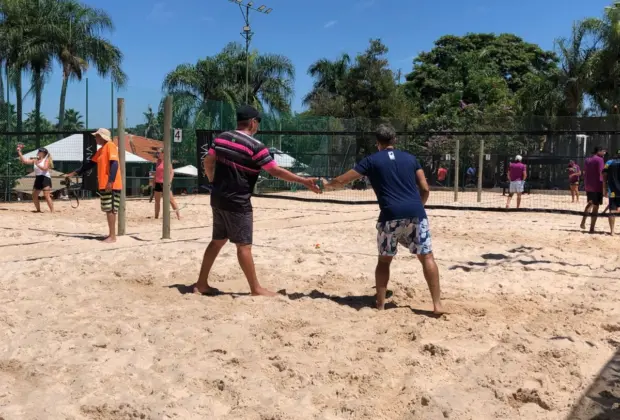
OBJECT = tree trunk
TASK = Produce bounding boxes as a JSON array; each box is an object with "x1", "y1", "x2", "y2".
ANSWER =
[
  {"x1": 58, "y1": 69, "x2": 69, "y2": 138},
  {"x1": 0, "y1": 66, "x2": 4, "y2": 106},
  {"x1": 15, "y1": 73, "x2": 22, "y2": 133},
  {"x1": 35, "y1": 69, "x2": 42, "y2": 148}
]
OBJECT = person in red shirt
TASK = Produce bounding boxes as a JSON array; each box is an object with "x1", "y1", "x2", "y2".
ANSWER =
[
  {"x1": 437, "y1": 165, "x2": 448, "y2": 186},
  {"x1": 67, "y1": 128, "x2": 122, "y2": 243},
  {"x1": 153, "y1": 148, "x2": 180, "y2": 220}
]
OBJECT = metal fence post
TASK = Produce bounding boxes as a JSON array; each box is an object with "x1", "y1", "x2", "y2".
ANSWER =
[
  {"x1": 162, "y1": 95, "x2": 173, "y2": 240},
  {"x1": 117, "y1": 98, "x2": 126, "y2": 236},
  {"x1": 477, "y1": 138, "x2": 484, "y2": 203},
  {"x1": 454, "y1": 137, "x2": 460, "y2": 202}
]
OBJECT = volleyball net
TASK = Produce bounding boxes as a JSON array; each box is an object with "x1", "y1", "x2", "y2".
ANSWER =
[{"x1": 197, "y1": 128, "x2": 620, "y2": 215}]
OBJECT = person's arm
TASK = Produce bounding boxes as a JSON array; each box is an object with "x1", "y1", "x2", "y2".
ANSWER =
[
  {"x1": 322, "y1": 169, "x2": 363, "y2": 191},
  {"x1": 416, "y1": 169, "x2": 430, "y2": 205},
  {"x1": 603, "y1": 172, "x2": 609, "y2": 197},
  {"x1": 254, "y1": 146, "x2": 320, "y2": 193},
  {"x1": 107, "y1": 161, "x2": 119, "y2": 185},
  {"x1": 203, "y1": 149, "x2": 216, "y2": 182},
  {"x1": 66, "y1": 160, "x2": 96, "y2": 178},
  {"x1": 264, "y1": 165, "x2": 320, "y2": 193},
  {"x1": 522, "y1": 167, "x2": 527, "y2": 182},
  {"x1": 16, "y1": 149, "x2": 34, "y2": 165}
]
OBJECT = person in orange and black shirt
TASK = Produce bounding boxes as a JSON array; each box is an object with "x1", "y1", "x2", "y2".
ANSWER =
[{"x1": 67, "y1": 128, "x2": 123, "y2": 243}]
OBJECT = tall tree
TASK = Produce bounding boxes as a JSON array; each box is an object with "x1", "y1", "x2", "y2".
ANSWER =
[
  {"x1": 54, "y1": 0, "x2": 126, "y2": 132},
  {"x1": 59, "y1": 108, "x2": 84, "y2": 131},
  {"x1": 302, "y1": 53, "x2": 350, "y2": 107}
]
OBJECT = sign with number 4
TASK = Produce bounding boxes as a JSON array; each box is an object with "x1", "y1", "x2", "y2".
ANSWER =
[{"x1": 174, "y1": 128, "x2": 182, "y2": 143}]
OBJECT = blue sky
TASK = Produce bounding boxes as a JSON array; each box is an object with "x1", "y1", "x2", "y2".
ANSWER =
[{"x1": 12, "y1": 0, "x2": 612, "y2": 129}]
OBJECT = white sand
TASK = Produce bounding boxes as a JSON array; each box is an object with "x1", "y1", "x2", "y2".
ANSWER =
[{"x1": 0, "y1": 195, "x2": 619, "y2": 419}]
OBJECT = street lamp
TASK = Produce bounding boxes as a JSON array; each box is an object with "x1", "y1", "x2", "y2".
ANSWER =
[{"x1": 227, "y1": 0, "x2": 273, "y2": 104}]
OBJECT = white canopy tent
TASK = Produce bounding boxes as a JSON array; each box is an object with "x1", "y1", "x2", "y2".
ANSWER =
[
  {"x1": 21, "y1": 134, "x2": 149, "y2": 163},
  {"x1": 173, "y1": 165, "x2": 198, "y2": 177}
]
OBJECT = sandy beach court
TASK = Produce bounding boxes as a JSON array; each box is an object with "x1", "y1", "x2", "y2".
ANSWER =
[{"x1": 0, "y1": 195, "x2": 619, "y2": 419}]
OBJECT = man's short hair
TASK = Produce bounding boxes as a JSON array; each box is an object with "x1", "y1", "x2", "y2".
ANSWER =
[
  {"x1": 375, "y1": 124, "x2": 396, "y2": 145},
  {"x1": 593, "y1": 146, "x2": 606, "y2": 154}
]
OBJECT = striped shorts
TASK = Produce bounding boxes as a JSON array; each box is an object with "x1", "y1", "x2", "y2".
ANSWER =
[{"x1": 99, "y1": 190, "x2": 121, "y2": 214}]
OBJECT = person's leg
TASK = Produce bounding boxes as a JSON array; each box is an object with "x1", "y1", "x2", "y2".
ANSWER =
[
  {"x1": 516, "y1": 192, "x2": 522, "y2": 209},
  {"x1": 609, "y1": 213, "x2": 616, "y2": 235},
  {"x1": 570, "y1": 185, "x2": 576, "y2": 202},
  {"x1": 194, "y1": 239, "x2": 228, "y2": 294},
  {"x1": 408, "y1": 218, "x2": 444, "y2": 314},
  {"x1": 417, "y1": 253, "x2": 443, "y2": 314},
  {"x1": 376, "y1": 221, "x2": 398, "y2": 310},
  {"x1": 170, "y1": 192, "x2": 181, "y2": 219},
  {"x1": 581, "y1": 201, "x2": 593, "y2": 229},
  {"x1": 104, "y1": 211, "x2": 117, "y2": 243},
  {"x1": 589, "y1": 204, "x2": 600, "y2": 233},
  {"x1": 375, "y1": 256, "x2": 392, "y2": 310},
  {"x1": 154, "y1": 191, "x2": 161, "y2": 219},
  {"x1": 235, "y1": 243, "x2": 276, "y2": 296},
  {"x1": 32, "y1": 189, "x2": 41, "y2": 212},
  {"x1": 43, "y1": 189, "x2": 54, "y2": 212},
  {"x1": 506, "y1": 192, "x2": 514, "y2": 208}
]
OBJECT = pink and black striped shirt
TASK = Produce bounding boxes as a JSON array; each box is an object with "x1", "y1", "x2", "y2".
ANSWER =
[{"x1": 208, "y1": 130, "x2": 277, "y2": 212}]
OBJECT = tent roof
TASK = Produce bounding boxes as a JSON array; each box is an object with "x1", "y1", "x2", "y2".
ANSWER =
[
  {"x1": 269, "y1": 148, "x2": 307, "y2": 169},
  {"x1": 22, "y1": 134, "x2": 150, "y2": 163},
  {"x1": 173, "y1": 165, "x2": 198, "y2": 177}
]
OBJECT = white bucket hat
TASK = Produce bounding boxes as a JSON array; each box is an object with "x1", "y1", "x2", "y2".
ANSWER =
[
  {"x1": 515, "y1": 155, "x2": 523, "y2": 161},
  {"x1": 93, "y1": 128, "x2": 112, "y2": 142}
]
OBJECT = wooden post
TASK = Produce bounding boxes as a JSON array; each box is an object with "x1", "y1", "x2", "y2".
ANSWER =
[
  {"x1": 454, "y1": 137, "x2": 460, "y2": 202},
  {"x1": 477, "y1": 138, "x2": 484, "y2": 203},
  {"x1": 117, "y1": 98, "x2": 126, "y2": 236},
  {"x1": 162, "y1": 96, "x2": 173, "y2": 239}
]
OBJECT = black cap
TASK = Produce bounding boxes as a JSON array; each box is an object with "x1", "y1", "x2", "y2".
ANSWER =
[
  {"x1": 38, "y1": 148, "x2": 48, "y2": 154},
  {"x1": 236, "y1": 105, "x2": 261, "y2": 122}
]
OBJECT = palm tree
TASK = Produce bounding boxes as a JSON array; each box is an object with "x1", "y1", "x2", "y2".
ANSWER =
[
  {"x1": 142, "y1": 106, "x2": 161, "y2": 139},
  {"x1": 53, "y1": 0, "x2": 126, "y2": 132},
  {"x1": 554, "y1": 18, "x2": 602, "y2": 116},
  {"x1": 59, "y1": 108, "x2": 84, "y2": 131},
  {"x1": 302, "y1": 53, "x2": 351, "y2": 106}
]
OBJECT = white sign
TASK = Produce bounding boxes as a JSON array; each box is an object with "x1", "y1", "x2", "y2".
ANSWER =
[
  {"x1": 485, "y1": 154, "x2": 491, "y2": 161},
  {"x1": 174, "y1": 128, "x2": 182, "y2": 143},
  {"x1": 445, "y1": 154, "x2": 451, "y2": 161}
]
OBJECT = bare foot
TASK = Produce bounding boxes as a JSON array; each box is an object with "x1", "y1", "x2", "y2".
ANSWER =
[
  {"x1": 433, "y1": 303, "x2": 447, "y2": 315},
  {"x1": 176, "y1": 211, "x2": 181, "y2": 220},
  {"x1": 102, "y1": 236, "x2": 116, "y2": 243},
  {"x1": 193, "y1": 284, "x2": 220, "y2": 295},
  {"x1": 580, "y1": 221, "x2": 586, "y2": 229},
  {"x1": 251, "y1": 287, "x2": 278, "y2": 297}
]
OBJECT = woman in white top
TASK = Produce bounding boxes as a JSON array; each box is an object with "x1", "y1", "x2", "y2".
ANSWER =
[{"x1": 17, "y1": 145, "x2": 54, "y2": 213}]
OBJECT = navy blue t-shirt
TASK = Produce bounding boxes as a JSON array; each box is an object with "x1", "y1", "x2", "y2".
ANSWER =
[{"x1": 353, "y1": 149, "x2": 427, "y2": 222}]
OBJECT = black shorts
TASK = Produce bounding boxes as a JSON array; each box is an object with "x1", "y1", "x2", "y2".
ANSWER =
[
  {"x1": 212, "y1": 207, "x2": 253, "y2": 244},
  {"x1": 33, "y1": 175, "x2": 52, "y2": 190},
  {"x1": 154, "y1": 183, "x2": 164, "y2": 192},
  {"x1": 99, "y1": 190, "x2": 121, "y2": 214},
  {"x1": 609, "y1": 196, "x2": 620, "y2": 211},
  {"x1": 587, "y1": 192, "x2": 603, "y2": 205}
]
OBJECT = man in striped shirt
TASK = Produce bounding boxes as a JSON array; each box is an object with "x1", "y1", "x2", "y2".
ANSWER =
[{"x1": 195, "y1": 105, "x2": 321, "y2": 297}]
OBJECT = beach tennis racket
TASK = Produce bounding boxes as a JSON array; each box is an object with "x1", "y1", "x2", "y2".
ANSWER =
[{"x1": 60, "y1": 176, "x2": 80, "y2": 209}]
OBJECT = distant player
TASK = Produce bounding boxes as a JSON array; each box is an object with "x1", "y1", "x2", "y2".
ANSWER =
[
  {"x1": 505, "y1": 155, "x2": 526, "y2": 209},
  {"x1": 323, "y1": 124, "x2": 444, "y2": 314},
  {"x1": 580, "y1": 146, "x2": 606, "y2": 233},
  {"x1": 436, "y1": 165, "x2": 447, "y2": 186},
  {"x1": 567, "y1": 160, "x2": 581, "y2": 203},
  {"x1": 603, "y1": 149, "x2": 620, "y2": 235}
]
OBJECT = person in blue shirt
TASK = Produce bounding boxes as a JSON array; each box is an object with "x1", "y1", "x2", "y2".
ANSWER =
[
  {"x1": 323, "y1": 124, "x2": 444, "y2": 314},
  {"x1": 603, "y1": 149, "x2": 620, "y2": 235}
]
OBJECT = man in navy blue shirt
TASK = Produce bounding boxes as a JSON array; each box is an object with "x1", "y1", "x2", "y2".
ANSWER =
[{"x1": 323, "y1": 124, "x2": 444, "y2": 314}]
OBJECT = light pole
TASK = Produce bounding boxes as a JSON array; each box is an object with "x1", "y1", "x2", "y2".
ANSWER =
[{"x1": 227, "y1": 0, "x2": 272, "y2": 104}]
